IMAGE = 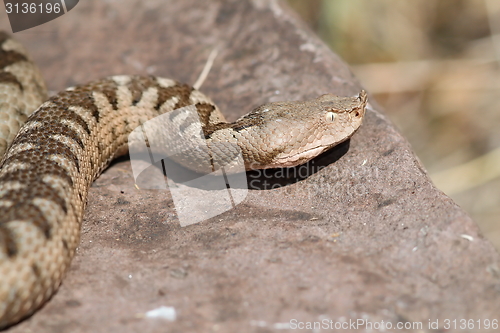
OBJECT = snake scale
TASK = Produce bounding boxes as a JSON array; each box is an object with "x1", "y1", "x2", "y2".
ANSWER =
[{"x1": 0, "y1": 32, "x2": 366, "y2": 327}]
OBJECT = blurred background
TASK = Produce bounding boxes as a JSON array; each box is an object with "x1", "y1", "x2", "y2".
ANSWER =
[{"x1": 286, "y1": 0, "x2": 500, "y2": 250}]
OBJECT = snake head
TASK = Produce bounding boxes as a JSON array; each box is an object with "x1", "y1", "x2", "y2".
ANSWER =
[
  {"x1": 242, "y1": 90, "x2": 367, "y2": 169},
  {"x1": 210, "y1": 90, "x2": 367, "y2": 170}
]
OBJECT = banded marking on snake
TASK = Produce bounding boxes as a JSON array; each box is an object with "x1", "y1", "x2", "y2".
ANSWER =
[{"x1": 0, "y1": 32, "x2": 367, "y2": 328}]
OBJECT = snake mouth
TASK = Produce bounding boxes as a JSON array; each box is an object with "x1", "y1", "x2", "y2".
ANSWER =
[
  {"x1": 271, "y1": 145, "x2": 330, "y2": 168},
  {"x1": 272, "y1": 133, "x2": 355, "y2": 168}
]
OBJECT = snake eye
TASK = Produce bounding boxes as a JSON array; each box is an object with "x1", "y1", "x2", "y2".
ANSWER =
[{"x1": 325, "y1": 111, "x2": 336, "y2": 122}]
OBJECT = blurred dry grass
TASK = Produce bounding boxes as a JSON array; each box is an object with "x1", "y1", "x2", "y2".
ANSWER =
[{"x1": 286, "y1": 0, "x2": 500, "y2": 250}]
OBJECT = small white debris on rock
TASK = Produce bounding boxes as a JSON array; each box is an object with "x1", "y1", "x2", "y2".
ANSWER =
[
  {"x1": 460, "y1": 234, "x2": 474, "y2": 241},
  {"x1": 145, "y1": 306, "x2": 177, "y2": 321}
]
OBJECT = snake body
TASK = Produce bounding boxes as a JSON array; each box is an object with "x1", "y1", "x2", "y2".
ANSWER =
[{"x1": 0, "y1": 32, "x2": 366, "y2": 327}]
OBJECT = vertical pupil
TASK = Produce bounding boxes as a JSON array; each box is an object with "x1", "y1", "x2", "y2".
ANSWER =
[{"x1": 326, "y1": 112, "x2": 335, "y2": 122}]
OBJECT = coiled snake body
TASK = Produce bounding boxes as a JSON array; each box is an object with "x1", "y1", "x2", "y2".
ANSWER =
[{"x1": 0, "y1": 32, "x2": 366, "y2": 327}]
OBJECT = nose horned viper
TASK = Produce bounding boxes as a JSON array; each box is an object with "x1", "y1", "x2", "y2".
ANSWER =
[{"x1": 0, "y1": 32, "x2": 367, "y2": 327}]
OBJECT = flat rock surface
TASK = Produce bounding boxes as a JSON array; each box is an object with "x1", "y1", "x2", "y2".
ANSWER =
[{"x1": 2, "y1": 0, "x2": 500, "y2": 332}]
